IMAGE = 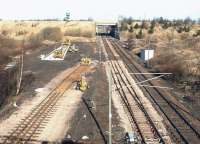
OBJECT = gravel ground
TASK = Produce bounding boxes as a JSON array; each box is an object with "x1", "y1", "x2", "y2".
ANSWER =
[
  {"x1": 22, "y1": 42, "x2": 95, "y2": 94},
  {"x1": 65, "y1": 39, "x2": 124, "y2": 144},
  {"x1": 124, "y1": 47, "x2": 200, "y2": 119},
  {"x1": 66, "y1": 64, "x2": 124, "y2": 144},
  {"x1": 0, "y1": 42, "x2": 95, "y2": 119},
  {"x1": 0, "y1": 40, "x2": 126, "y2": 143},
  {"x1": 0, "y1": 65, "x2": 80, "y2": 137}
]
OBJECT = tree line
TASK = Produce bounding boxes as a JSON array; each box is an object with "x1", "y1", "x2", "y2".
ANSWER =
[{"x1": 120, "y1": 17, "x2": 200, "y2": 38}]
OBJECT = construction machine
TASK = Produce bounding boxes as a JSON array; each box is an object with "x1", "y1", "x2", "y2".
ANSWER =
[
  {"x1": 68, "y1": 44, "x2": 78, "y2": 53},
  {"x1": 63, "y1": 39, "x2": 71, "y2": 46},
  {"x1": 80, "y1": 57, "x2": 91, "y2": 65},
  {"x1": 76, "y1": 76, "x2": 89, "y2": 91},
  {"x1": 53, "y1": 49, "x2": 63, "y2": 58},
  {"x1": 63, "y1": 40, "x2": 78, "y2": 53},
  {"x1": 53, "y1": 40, "x2": 72, "y2": 59}
]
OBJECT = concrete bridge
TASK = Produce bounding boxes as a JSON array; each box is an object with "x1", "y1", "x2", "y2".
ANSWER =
[{"x1": 96, "y1": 21, "x2": 120, "y2": 39}]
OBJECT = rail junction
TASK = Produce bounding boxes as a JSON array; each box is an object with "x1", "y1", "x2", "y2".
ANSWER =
[
  {"x1": 0, "y1": 35, "x2": 200, "y2": 144},
  {"x1": 101, "y1": 36, "x2": 200, "y2": 144}
]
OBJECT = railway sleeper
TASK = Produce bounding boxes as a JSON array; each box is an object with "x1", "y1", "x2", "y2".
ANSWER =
[{"x1": 110, "y1": 38, "x2": 200, "y2": 144}]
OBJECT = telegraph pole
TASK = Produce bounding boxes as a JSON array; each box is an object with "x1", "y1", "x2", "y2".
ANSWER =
[
  {"x1": 108, "y1": 65, "x2": 112, "y2": 144},
  {"x1": 16, "y1": 37, "x2": 24, "y2": 96},
  {"x1": 147, "y1": 38, "x2": 150, "y2": 68}
]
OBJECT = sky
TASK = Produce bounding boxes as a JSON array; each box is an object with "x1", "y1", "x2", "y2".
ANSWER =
[{"x1": 0, "y1": 0, "x2": 199, "y2": 20}]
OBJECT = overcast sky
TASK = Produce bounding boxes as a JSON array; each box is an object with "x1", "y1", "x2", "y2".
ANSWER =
[{"x1": 0, "y1": 0, "x2": 199, "y2": 20}]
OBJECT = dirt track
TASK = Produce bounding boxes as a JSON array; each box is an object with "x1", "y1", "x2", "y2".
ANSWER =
[
  {"x1": 0, "y1": 40, "x2": 125, "y2": 143},
  {"x1": 0, "y1": 42, "x2": 95, "y2": 119},
  {"x1": 0, "y1": 42, "x2": 96, "y2": 142}
]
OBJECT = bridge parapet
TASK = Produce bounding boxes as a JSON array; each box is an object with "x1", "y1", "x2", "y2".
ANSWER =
[{"x1": 96, "y1": 21, "x2": 119, "y2": 39}]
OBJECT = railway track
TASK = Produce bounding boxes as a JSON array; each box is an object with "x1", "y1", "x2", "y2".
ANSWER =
[
  {"x1": 106, "y1": 37, "x2": 200, "y2": 144},
  {"x1": 0, "y1": 65, "x2": 91, "y2": 144},
  {"x1": 102, "y1": 38, "x2": 165, "y2": 144}
]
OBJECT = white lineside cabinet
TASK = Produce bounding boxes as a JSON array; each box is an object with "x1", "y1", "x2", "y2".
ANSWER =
[{"x1": 140, "y1": 48, "x2": 154, "y2": 61}]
